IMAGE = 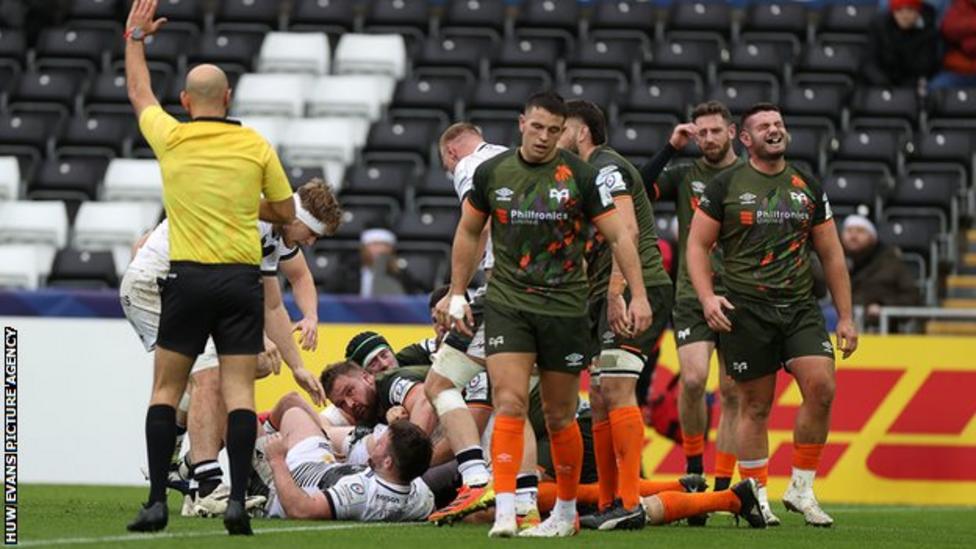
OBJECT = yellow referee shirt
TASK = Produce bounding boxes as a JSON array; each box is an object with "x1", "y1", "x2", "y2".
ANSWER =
[{"x1": 139, "y1": 105, "x2": 293, "y2": 266}]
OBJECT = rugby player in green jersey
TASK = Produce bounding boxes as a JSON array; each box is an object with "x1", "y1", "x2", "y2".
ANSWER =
[
  {"x1": 440, "y1": 91, "x2": 651, "y2": 538},
  {"x1": 687, "y1": 103, "x2": 858, "y2": 528},
  {"x1": 641, "y1": 101, "x2": 746, "y2": 524},
  {"x1": 556, "y1": 100, "x2": 673, "y2": 531}
]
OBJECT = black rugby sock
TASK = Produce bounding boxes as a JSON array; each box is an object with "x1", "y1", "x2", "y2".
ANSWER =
[
  {"x1": 226, "y1": 409, "x2": 257, "y2": 504},
  {"x1": 146, "y1": 404, "x2": 178, "y2": 504}
]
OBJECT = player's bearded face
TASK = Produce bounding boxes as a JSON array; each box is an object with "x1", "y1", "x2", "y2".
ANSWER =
[
  {"x1": 332, "y1": 373, "x2": 378, "y2": 422},
  {"x1": 556, "y1": 120, "x2": 581, "y2": 154},
  {"x1": 519, "y1": 107, "x2": 565, "y2": 163},
  {"x1": 744, "y1": 111, "x2": 789, "y2": 161},
  {"x1": 694, "y1": 114, "x2": 733, "y2": 164}
]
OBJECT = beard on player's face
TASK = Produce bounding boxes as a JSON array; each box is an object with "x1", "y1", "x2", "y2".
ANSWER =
[{"x1": 702, "y1": 138, "x2": 731, "y2": 163}]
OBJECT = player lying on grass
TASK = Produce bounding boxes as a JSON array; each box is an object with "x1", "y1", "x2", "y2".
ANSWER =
[{"x1": 261, "y1": 402, "x2": 434, "y2": 521}]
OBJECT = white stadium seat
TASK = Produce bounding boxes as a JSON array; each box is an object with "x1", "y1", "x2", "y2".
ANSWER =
[
  {"x1": 334, "y1": 33, "x2": 407, "y2": 79},
  {"x1": 73, "y1": 201, "x2": 161, "y2": 250},
  {"x1": 0, "y1": 156, "x2": 20, "y2": 200},
  {"x1": 0, "y1": 200, "x2": 69, "y2": 247},
  {"x1": 257, "y1": 32, "x2": 330, "y2": 75},
  {"x1": 280, "y1": 118, "x2": 368, "y2": 167},
  {"x1": 232, "y1": 73, "x2": 313, "y2": 117},
  {"x1": 102, "y1": 159, "x2": 162, "y2": 202},
  {"x1": 307, "y1": 75, "x2": 393, "y2": 121},
  {"x1": 0, "y1": 245, "x2": 44, "y2": 290},
  {"x1": 240, "y1": 116, "x2": 289, "y2": 148}
]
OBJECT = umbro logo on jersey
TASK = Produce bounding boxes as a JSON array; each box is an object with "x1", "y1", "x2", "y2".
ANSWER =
[
  {"x1": 677, "y1": 327, "x2": 691, "y2": 340},
  {"x1": 495, "y1": 187, "x2": 514, "y2": 202},
  {"x1": 739, "y1": 192, "x2": 757, "y2": 205},
  {"x1": 488, "y1": 336, "x2": 505, "y2": 347},
  {"x1": 732, "y1": 361, "x2": 748, "y2": 373},
  {"x1": 691, "y1": 181, "x2": 706, "y2": 194},
  {"x1": 565, "y1": 353, "x2": 584, "y2": 367},
  {"x1": 549, "y1": 188, "x2": 570, "y2": 203}
]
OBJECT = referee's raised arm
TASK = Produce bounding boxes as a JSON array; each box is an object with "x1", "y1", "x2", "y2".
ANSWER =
[{"x1": 123, "y1": 0, "x2": 293, "y2": 537}]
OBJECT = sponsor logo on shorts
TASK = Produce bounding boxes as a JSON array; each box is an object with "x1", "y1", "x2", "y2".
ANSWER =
[
  {"x1": 488, "y1": 336, "x2": 505, "y2": 347},
  {"x1": 565, "y1": 353, "x2": 585, "y2": 367},
  {"x1": 495, "y1": 187, "x2": 514, "y2": 202},
  {"x1": 677, "y1": 327, "x2": 691, "y2": 341},
  {"x1": 739, "y1": 192, "x2": 757, "y2": 205},
  {"x1": 732, "y1": 361, "x2": 749, "y2": 373},
  {"x1": 601, "y1": 330, "x2": 615, "y2": 344},
  {"x1": 691, "y1": 180, "x2": 706, "y2": 195},
  {"x1": 822, "y1": 340, "x2": 834, "y2": 353}
]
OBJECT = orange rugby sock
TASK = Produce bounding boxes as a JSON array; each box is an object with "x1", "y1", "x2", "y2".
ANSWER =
[
  {"x1": 591, "y1": 419, "x2": 617, "y2": 510},
  {"x1": 658, "y1": 490, "x2": 741, "y2": 523},
  {"x1": 538, "y1": 482, "x2": 557, "y2": 513},
  {"x1": 609, "y1": 406, "x2": 644, "y2": 509},
  {"x1": 738, "y1": 460, "x2": 768, "y2": 487},
  {"x1": 640, "y1": 479, "x2": 685, "y2": 495},
  {"x1": 715, "y1": 451, "x2": 737, "y2": 479},
  {"x1": 792, "y1": 443, "x2": 824, "y2": 471},
  {"x1": 490, "y1": 415, "x2": 524, "y2": 494},
  {"x1": 549, "y1": 421, "x2": 583, "y2": 502}
]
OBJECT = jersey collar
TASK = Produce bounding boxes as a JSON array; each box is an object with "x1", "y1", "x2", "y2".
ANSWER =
[{"x1": 190, "y1": 116, "x2": 242, "y2": 126}]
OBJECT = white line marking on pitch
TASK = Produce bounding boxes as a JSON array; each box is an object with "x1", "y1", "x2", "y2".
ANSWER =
[{"x1": 20, "y1": 522, "x2": 416, "y2": 547}]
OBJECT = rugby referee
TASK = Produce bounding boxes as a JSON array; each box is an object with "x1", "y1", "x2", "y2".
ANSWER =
[{"x1": 123, "y1": 0, "x2": 295, "y2": 536}]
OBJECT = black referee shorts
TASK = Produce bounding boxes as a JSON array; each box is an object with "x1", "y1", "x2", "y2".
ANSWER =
[{"x1": 157, "y1": 261, "x2": 264, "y2": 357}]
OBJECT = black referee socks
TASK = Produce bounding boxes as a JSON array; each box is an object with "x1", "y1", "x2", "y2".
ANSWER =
[
  {"x1": 226, "y1": 409, "x2": 258, "y2": 504},
  {"x1": 145, "y1": 404, "x2": 178, "y2": 504}
]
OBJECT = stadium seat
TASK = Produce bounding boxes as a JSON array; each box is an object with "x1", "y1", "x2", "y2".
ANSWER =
[
  {"x1": 468, "y1": 112, "x2": 520, "y2": 147},
  {"x1": 332, "y1": 197, "x2": 400, "y2": 240},
  {"x1": 0, "y1": 112, "x2": 60, "y2": 156},
  {"x1": 0, "y1": 245, "x2": 44, "y2": 290},
  {"x1": 622, "y1": 73, "x2": 700, "y2": 119},
  {"x1": 928, "y1": 87, "x2": 976, "y2": 123},
  {"x1": 741, "y1": 2, "x2": 809, "y2": 37},
  {"x1": 70, "y1": 0, "x2": 121, "y2": 20},
  {"x1": 86, "y1": 68, "x2": 170, "y2": 109},
  {"x1": 8, "y1": 69, "x2": 85, "y2": 109},
  {"x1": 35, "y1": 27, "x2": 109, "y2": 66},
  {"x1": 648, "y1": 36, "x2": 721, "y2": 80},
  {"x1": 667, "y1": 2, "x2": 732, "y2": 37},
  {"x1": 365, "y1": 113, "x2": 444, "y2": 160},
  {"x1": 232, "y1": 73, "x2": 312, "y2": 117},
  {"x1": 215, "y1": 0, "x2": 283, "y2": 30},
  {"x1": 878, "y1": 215, "x2": 941, "y2": 266},
  {"x1": 47, "y1": 248, "x2": 118, "y2": 289},
  {"x1": 257, "y1": 32, "x2": 330, "y2": 75},
  {"x1": 415, "y1": 32, "x2": 495, "y2": 74},
  {"x1": 557, "y1": 74, "x2": 624, "y2": 114},
  {"x1": 344, "y1": 156, "x2": 420, "y2": 205},
  {"x1": 0, "y1": 156, "x2": 21, "y2": 200},
  {"x1": 307, "y1": 75, "x2": 392, "y2": 121},
  {"x1": 189, "y1": 31, "x2": 264, "y2": 72},
  {"x1": 0, "y1": 200, "x2": 69, "y2": 248},
  {"x1": 28, "y1": 156, "x2": 107, "y2": 202},
  {"x1": 395, "y1": 246, "x2": 449, "y2": 293},
  {"x1": 153, "y1": 0, "x2": 205, "y2": 26},
  {"x1": 138, "y1": 27, "x2": 195, "y2": 68},
  {"x1": 822, "y1": 168, "x2": 886, "y2": 219},
  {"x1": 818, "y1": 3, "x2": 877, "y2": 35},
  {"x1": 469, "y1": 74, "x2": 549, "y2": 113},
  {"x1": 102, "y1": 158, "x2": 162, "y2": 202},
  {"x1": 56, "y1": 113, "x2": 133, "y2": 157},
  {"x1": 515, "y1": 0, "x2": 581, "y2": 36},
  {"x1": 416, "y1": 169, "x2": 457, "y2": 200},
  {"x1": 306, "y1": 248, "x2": 348, "y2": 288},
  {"x1": 0, "y1": 59, "x2": 20, "y2": 100},
  {"x1": 832, "y1": 128, "x2": 904, "y2": 173},
  {"x1": 709, "y1": 73, "x2": 779, "y2": 116},
  {"x1": 365, "y1": 0, "x2": 432, "y2": 36},
  {"x1": 784, "y1": 125, "x2": 827, "y2": 177},
  {"x1": 290, "y1": 0, "x2": 358, "y2": 33},
  {"x1": 610, "y1": 115, "x2": 679, "y2": 159},
  {"x1": 910, "y1": 130, "x2": 973, "y2": 173},
  {"x1": 851, "y1": 87, "x2": 919, "y2": 125},
  {"x1": 781, "y1": 83, "x2": 846, "y2": 124},
  {"x1": 395, "y1": 205, "x2": 459, "y2": 244},
  {"x1": 570, "y1": 33, "x2": 647, "y2": 76},
  {"x1": 0, "y1": 28, "x2": 26, "y2": 61},
  {"x1": 441, "y1": 0, "x2": 507, "y2": 35},
  {"x1": 333, "y1": 34, "x2": 407, "y2": 79},
  {"x1": 722, "y1": 39, "x2": 792, "y2": 81},
  {"x1": 239, "y1": 116, "x2": 288, "y2": 147},
  {"x1": 284, "y1": 162, "x2": 346, "y2": 193},
  {"x1": 890, "y1": 172, "x2": 961, "y2": 222},
  {"x1": 798, "y1": 40, "x2": 862, "y2": 77},
  {"x1": 280, "y1": 118, "x2": 365, "y2": 167},
  {"x1": 493, "y1": 34, "x2": 562, "y2": 74},
  {"x1": 73, "y1": 201, "x2": 161, "y2": 250},
  {"x1": 392, "y1": 72, "x2": 470, "y2": 117},
  {"x1": 588, "y1": 0, "x2": 656, "y2": 36}
]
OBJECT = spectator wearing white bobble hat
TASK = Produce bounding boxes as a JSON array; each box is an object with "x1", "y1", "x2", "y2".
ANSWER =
[
  {"x1": 323, "y1": 226, "x2": 424, "y2": 296},
  {"x1": 840, "y1": 215, "x2": 921, "y2": 328}
]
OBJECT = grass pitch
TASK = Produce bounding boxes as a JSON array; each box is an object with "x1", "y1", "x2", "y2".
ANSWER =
[{"x1": 18, "y1": 484, "x2": 976, "y2": 548}]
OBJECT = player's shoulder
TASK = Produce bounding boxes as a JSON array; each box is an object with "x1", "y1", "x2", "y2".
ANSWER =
[
  {"x1": 789, "y1": 162, "x2": 823, "y2": 192},
  {"x1": 557, "y1": 149, "x2": 599, "y2": 179},
  {"x1": 475, "y1": 147, "x2": 516, "y2": 172}
]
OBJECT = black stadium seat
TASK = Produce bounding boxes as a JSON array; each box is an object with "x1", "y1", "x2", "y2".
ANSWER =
[
  {"x1": 9, "y1": 69, "x2": 86, "y2": 109},
  {"x1": 741, "y1": 2, "x2": 808, "y2": 37},
  {"x1": 392, "y1": 73, "x2": 469, "y2": 117},
  {"x1": 833, "y1": 128, "x2": 903, "y2": 173},
  {"x1": 468, "y1": 113, "x2": 519, "y2": 147},
  {"x1": 709, "y1": 73, "x2": 779, "y2": 116},
  {"x1": 0, "y1": 28, "x2": 26, "y2": 62},
  {"x1": 851, "y1": 87, "x2": 919, "y2": 125},
  {"x1": 722, "y1": 40, "x2": 792, "y2": 80},
  {"x1": 188, "y1": 31, "x2": 263, "y2": 72},
  {"x1": 648, "y1": 36, "x2": 721, "y2": 80},
  {"x1": 569, "y1": 33, "x2": 646, "y2": 75},
  {"x1": 667, "y1": 2, "x2": 732, "y2": 37},
  {"x1": 879, "y1": 215, "x2": 942, "y2": 259},
  {"x1": 152, "y1": 0, "x2": 206, "y2": 26},
  {"x1": 306, "y1": 249, "x2": 346, "y2": 289},
  {"x1": 290, "y1": 0, "x2": 357, "y2": 32},
  {"x1": 56, "y1": 113, "x2": 133, "y2": 157},
  {"x1": 911, "y1": 130, "x2": 973, "y2": 171},
  {"x1": 609, "y1": 116, "x2": 679, "y2": 159},
  {"x1": 781, "y1": 84, "x2": 846, "y2": 123},
  {"x1": 819, "y1": 3, "x2": 878, "y2": 35},
  {"x1": 799, "y1": 40, "x2": 862, "y2": 77},
  {"x1": 395, "y1": 205, "x2": 459, "y2": 244},
  {"x1": 822, "y1": 168, "x2": 885, "y2": 218},
  {"x1": 47, "y1": 249, "x2": 118, "y2": 289},
  {"x1": 415, "y1": 33, "x2": 494, "y2": 74},
  {"x1": 365, "y1": 0, "x2": 431, "y2": 36},
  {"x1": 621, "y1": 76, "x2": 699, "y2": 119},
  {"x1": 28, "y1": 156, "x2": 108, "y2": 201},
  {"x1": 494, "y1": 34, "x2": 562, "y2": 74},
  {"x1": 589, "y1": 0, "x2": 656, "y2": 36},
  {"x1": 441, "y1": 0, "x2": 507, "y2": 34},
  {"x1": 396, "y1": 246, "x2": 449, "y2": 293},
  {"x1": 929, "y1": 87, "x2": 976, "y2": 122},
  {"x1": 366, "y1": 112, "x2": 444, "y2": 159},
  {"x1": 0, "y1": 112, "x2": 61, "y2": 153},
  {"x1": 416, "y1": 169, "x2": 457, "y2": 200},
  {"x1": 344, "y1": 158, "x2": 417, "y2": 205},
  {"x1": 468, "y1": 75, "x2": 546, "y2": 112},
  {"x1": 889, "y1": 172, "x2": 960, "y2": 219},
  {"x1": 216, "y1": 0, "x2": 282, "y2": 30},
  {"x1": 71, "y1": 0, "x2": 122, "y2": 20},
  {"x1": 515, "y1": 0, "x2": 581, "y2": 35},
  {"x1": 35, "y1": 27, "x2": 110, "y2": 66},
  {"x1": 332, "y1": 198, "x2": 400, "y2": 241},
  {"x1": 283, "y1": 165, "x2": 326, "y2": 191},
  {"x1": 557, "y1": 75, "x2": 623, "y2": 113}
]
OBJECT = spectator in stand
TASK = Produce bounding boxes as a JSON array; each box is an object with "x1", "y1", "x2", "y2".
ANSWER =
[
  {"x1": 322, "y1": 226, "x2": 424, "y2": 296},
  {"x1": 862, "y1": 0, "x2": 941, "y2": 88},
  {"x1": 840, "y1": 215, "x2": 921, "y2": 329},
  {"x1": 930, "y1": 0, "x2": 976, "y2": 89}
]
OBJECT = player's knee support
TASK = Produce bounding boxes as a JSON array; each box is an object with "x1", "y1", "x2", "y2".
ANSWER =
[
  {"x1": 597, "y1": 349, "x2": 644, "y2": 378},
  {"x1": 431, "y1": 344, "x2": 483, "y2": 389},
  {"x1": 431, "y1": 388, "x2": 467, "y2": 417}
]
